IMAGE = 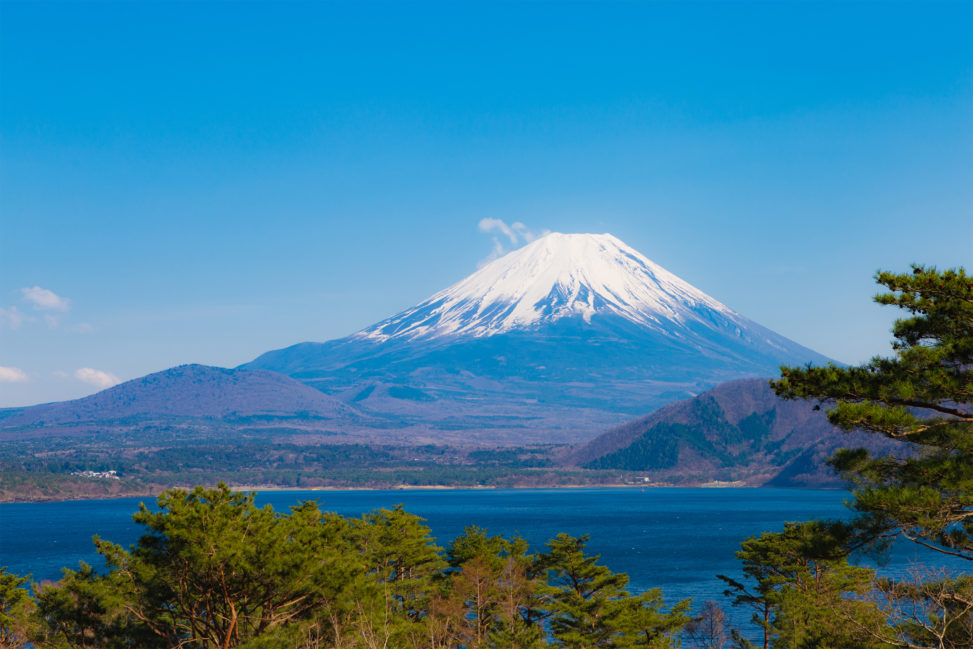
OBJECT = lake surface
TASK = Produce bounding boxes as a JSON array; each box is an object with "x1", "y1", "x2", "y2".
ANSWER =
[{"x1": 0, "y1": 487, "x2": 951, "y2": 610}]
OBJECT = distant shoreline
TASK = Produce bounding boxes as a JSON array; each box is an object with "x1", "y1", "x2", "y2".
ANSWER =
[{"x1": 0, "y1": 480, "x2": 781, "y2": 505}]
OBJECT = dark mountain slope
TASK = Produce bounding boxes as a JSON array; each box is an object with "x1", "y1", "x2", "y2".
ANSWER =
[
  {"x1": 4, "y1": 233, "x2": 835, "y2": 447},
  {"x1": 567, "y1": 378, "x2": 902, "y2": 486},
  {"x1": 243, "y1": 233, "x2": 831, "y2": 443},
  {"x1": 0, "y1": 364, "x2": 368, "y2": 441}
]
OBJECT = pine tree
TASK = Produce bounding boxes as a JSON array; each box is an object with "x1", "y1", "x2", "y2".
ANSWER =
[
  {"x1": 0, "y1": 567, "x2": 33, "y2": 649},
  {"x1": 539, "y1": 534, "x2": 631, "y2": 648},
  {"x1": 772, "y1": 265, "x2": 972, "y2": 560},
  {"x1": 719, "y1": 521, "x2": 885, "y2": 649}
]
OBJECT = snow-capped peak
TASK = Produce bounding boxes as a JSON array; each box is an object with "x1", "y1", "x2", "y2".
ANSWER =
[{"x1": 359, "y1": 232, "x2": 736, "y2": 342}]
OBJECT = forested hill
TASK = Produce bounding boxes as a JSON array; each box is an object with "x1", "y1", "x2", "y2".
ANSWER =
[
  {"x1": 567, "y1": 378, "x2": 901, "y2": 487},
  {"x1": 0, "y1": 364, "x2": 369, "y2": 441}
]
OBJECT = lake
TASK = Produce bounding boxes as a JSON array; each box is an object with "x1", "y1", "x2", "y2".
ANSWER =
[{"x1": 0, "y1": 487, "x2": 950, "y2": 612}]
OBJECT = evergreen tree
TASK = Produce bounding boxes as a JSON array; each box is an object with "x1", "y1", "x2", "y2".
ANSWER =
[
  {"x1": 719, "y1": 521, "x2": 885, "y2": 649},
  {"x1": 21, "y1": 486, "x2": 693, "y2": 649},
  {"x1": 38, "y1": 485, "x2": 363, "y2": 648},
  {"x1": 347, "y1": 504, "x2": 445, "y2": 626},
  {"x1": 440, "y1": 527, "x2": 547, "y2": 649},
  {"x1": 0, "y1": 567, "x2": 33, "y2": 649},
  {"x1": 772, "y1": 265, "x2": 972, "y2": 560},
  {"x1": 768, "y1": 265, "x2": 972, "y2": 648},
  {"x1": 32, "y1": 562, "x2": 142, "y2": 649},
  {"x1": 539, "y1": 534, "x2": 631, "y2": 648},
  {"x1": 616, "y1": 588, "x2": 690, "y2": 649}
]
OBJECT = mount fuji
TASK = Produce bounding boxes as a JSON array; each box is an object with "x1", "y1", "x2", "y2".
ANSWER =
[{"x1": 243, "y1": 233, "x2": 831, "y2": 443}]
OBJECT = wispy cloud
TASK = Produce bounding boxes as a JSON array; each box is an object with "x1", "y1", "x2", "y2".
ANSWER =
[
  {"x1": 0, "y1": 366, "x2": 29, "y2": 383},
  {"x1": 21, "y1": 286, "x2": 70, "y2": 311},
  {"x1": 0, "y1": 287, "x2": 85, "y2": 331},
  {"x1": 477, "y1": 218, "x2": 549, "y2": 267},
  {"x1": 479, "y1": 218, "x2": 519, "y2": 245},
  {"x1": 74, "y1": 367, "x2": 121, "y2": 389},
  {"x1": 0, "y1": 307, "x2": 30, "y2": 329}
]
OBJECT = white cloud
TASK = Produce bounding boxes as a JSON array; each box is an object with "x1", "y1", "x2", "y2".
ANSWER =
[
  {"x1": 21, "y1": 286, "x2": 70, "y2": 311},
  {"x1": 511, "y1": 221, "x2": 542, "y2": 243},
  {"x1": 476, "y1": 218, "x2": 549, "y2": 267},
  {"x1": 70, "y1": 322, "x2": 95, "y2": 334},
  {"x1": 74, "y1": 367, "x2": 121, "y2": 389},
  {"x1": 0, "y1": 307, "x2": 30, "y2": 329},
  {"x1": 44, "y1": 314, "x2": 61, "y2": 329},
  {"x1": 478, "y1": 218, "x2": 519, "y2": 245},
  {"x1": 0, "y1": 366, "x2": 29, "y2": 382}
]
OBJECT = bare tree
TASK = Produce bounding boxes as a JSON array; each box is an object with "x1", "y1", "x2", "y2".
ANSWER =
[{"x1": 686, "y1": 600, "x2": 731, "y2": 649}]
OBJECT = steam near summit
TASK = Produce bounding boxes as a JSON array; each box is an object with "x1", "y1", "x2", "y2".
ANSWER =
[
  {"x1": 244, "y1": 232, "x2": 833, "y2": 442},
  {"x1": 0, "y1": 232, "x2": 836, "y2": 446},
  {"x1": 361, "y1": 233, "x2": 731, "y2": 341}
]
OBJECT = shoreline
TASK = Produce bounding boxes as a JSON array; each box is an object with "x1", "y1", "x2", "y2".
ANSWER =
[{"x1": 1, "y1": 480, "x2": 789, "y2": 505}]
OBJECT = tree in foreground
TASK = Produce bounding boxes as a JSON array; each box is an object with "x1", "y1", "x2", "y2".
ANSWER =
[
  {"x1": 770, "y1": 264, "x2": 972, "y2": 647},
  {"x1": 684, "y1": 600, "x2": 731, "y2": 649},
  {"x1": 0, "y1": 567, "x2": 33, "y2": 648},
  {"x1": 538, "y1": 533, "x2": 690, "y2": 649},
  {"x1": 23, "y1": 485, "x2": 692, "y2": 648},
  {"x1": 719, "y1": 521, "x2": 885, "y2": 649},
  {"x1": 771, "y1": 265, "x2": 972, "y2": 560}
]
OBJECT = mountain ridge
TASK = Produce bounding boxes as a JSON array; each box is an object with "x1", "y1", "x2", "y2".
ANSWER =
[
  {"x1": 566, "y1": 378, "x2": 900, "y2": 487},
  {"x1": 357, "y1": 233, "x2": 735, "y2": 341},
  {"x1": 243, "y1": 232, "x2": 832, "y2": 442},
  {"x1": 0, "y1": 364, "x2": 369, "y2": 441},
  {"x1": 5, "y1": 232, "x2": 835, "y2": 446}
]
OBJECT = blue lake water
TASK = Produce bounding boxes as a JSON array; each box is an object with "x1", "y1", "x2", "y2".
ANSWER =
[{"x1": 0, "y1": 487, "x2": 954, "y2": 612}]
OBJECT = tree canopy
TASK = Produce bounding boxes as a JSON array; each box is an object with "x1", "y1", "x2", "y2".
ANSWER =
[
  {"x1": 766, "y1": 264, "x2": 972, "y2": 649},
  {"x1": 771, "y1": 265, "x2": 972, "y2": 560},
  {"x1": 17, "y1": 484, "x2": 693, "y2": 649}
]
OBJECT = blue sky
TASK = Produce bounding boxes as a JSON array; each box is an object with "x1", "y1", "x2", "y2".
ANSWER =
[{"x1": 1, "y1": 1, "x2": 971, "y2": 407}]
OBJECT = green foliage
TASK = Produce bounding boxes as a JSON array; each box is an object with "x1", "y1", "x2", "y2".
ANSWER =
[
  {"x1": 33, "y1": 561, "x2": 146, "y2": 649},
  {"x1": 22, "y1": 485, "x2": 691, "y2": 648},
  {"x1": 764, "y1": 264, "x2": 973, "y2": 649},
  {"x1": 587, "y1": 425, "x2": 683, "y2": 470},
  {"x1": 585, "y1": 402, "x2": 781, "y2": 474},
  {"x1": 772, "y1": 265, "x2": 972, "y2": 560},
  {"x1": 345, "y1": 504, "x2": 445, "y2": 624},
  {"x1": 538, "y1": 534, "x2": 690, "y2": 649},
  {"x1": 0, "y1": 441, "x2": 623, "y2": 502},
  {"x1": 539, "y1": 534, "x2": 632, "y2": 647},
  {"x1": 719, "y1": 521, "x2": 885, "y2": 649},
  {"x1": 91, "y1": 485, "x2": 359, "y2": 648},
  {"x1": 431, "y1": 527, "x2": 543, "y2": 649},
  {"x1": 0, "y1": 566, "x2": 33, "y2": 648}
]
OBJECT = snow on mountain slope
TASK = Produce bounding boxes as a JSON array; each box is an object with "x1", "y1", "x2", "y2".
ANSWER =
[
  {"x1": 240, "y1": 231, "x2": 832, "y2": 443},
  {"x1": 360, "y1": 232, "x2": 734, "y2": 341}
]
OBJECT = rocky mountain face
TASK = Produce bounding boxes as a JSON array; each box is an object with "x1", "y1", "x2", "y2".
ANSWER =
[{"x1": 566, "y1": 378, "x2": 902, "y2": 487}]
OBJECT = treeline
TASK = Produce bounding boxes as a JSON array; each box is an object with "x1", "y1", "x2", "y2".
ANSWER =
[
  {"x1": 1, "y1": 483, "x2": 970, "y2": 649},
  {"x1": 0, "y1": 484, "x2": 693, "y2": 649},
  {"x1": 0, "y1": 443, "x2": 581, "y2": 502},
  {"x1": 2, "y1": 267, "x2": 970, "y2": 648},
  {"x1": 0, "y1": 466, "x2": 628, "y2": 504}
]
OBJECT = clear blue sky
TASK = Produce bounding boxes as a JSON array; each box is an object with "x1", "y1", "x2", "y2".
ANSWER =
[{"x1": 2, "y1": 1, "x2": 971, "y2": 407}]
